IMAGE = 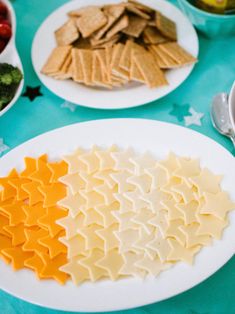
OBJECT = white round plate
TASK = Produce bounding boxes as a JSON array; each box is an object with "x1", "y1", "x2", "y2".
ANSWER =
[
  {"x1": 31, "y1": 0, "x2": 199, "y2": 110},
  {"x1": 0, "y1": 119, "x2": 235, "y2": 312}
]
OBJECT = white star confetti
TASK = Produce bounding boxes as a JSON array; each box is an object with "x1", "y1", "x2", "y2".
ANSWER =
[
  {"x1": 61, "y1": 101, "x2": 77, "y2": 112},
  {"x1": 0, "y1": 138, "x2": 9, "y2": 155},
  {"x1": 184, "y1": 108, "x2": 204, "y2": 127}
]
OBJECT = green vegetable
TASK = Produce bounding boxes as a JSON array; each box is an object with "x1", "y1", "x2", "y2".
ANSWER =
[{"x1": 0, "y1": 63, "x2": 23, "y2": 111}]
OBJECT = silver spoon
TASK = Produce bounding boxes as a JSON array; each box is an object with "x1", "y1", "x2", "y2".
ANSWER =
[{"x1": 211, "y1": 93, "x2": 235, "y2": 148}]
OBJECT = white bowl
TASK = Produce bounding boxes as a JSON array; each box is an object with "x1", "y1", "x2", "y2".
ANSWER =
[{"x1": 0, "y1": 0, "x2": 24, "y2": 117}]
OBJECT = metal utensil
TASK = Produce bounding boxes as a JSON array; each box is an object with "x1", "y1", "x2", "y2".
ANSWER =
[{"x1": 211, "y1": 93, "x2": 235, "y2": 148}]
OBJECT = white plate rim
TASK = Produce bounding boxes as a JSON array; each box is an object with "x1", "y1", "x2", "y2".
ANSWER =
[
  {"x1": 0, "y1": 119, "x2": 235, "y2": 312},
  {"x1": 31, "y1": 0, "x2": 199, "y2": 110}
]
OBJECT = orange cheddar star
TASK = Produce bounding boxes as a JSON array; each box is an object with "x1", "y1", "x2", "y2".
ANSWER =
[
  {"x1": 0, "y1": 201, "x2": 26, "y2": 225},
  {"x1": 39, "y1": 230, "x2": 67, "y2": 259},
  {"x1": 39, "y1": 252, "x2": 68, "y2": 284},
  {"x1": 20, "y1": 157, "x2": 37, "y2": 178},
  {"x1": 38, "y1": 206, "x2": 68, "y2": 237},
  {"x1": 30, "y1": 159, "x2": 52, "y2": 185},
  {"x1": 48, "y1": 161, "x2": 68, "y2": 183},
  {"x1": 0, "y1": 169, "x2": 18, "y2": 201},
  {"x1": 8, "y1": 177, "x2": 31, "y2": 201},
  {"x1": 2, "y1": 246, "x2": 33, "y2": 270},
  {"x1": 22, "y1": 181, "x2": 44, "y2": 206},
  {"x1": 24, "y1": 252, "x2": 46, "y2": 279},
  {"x1": 0, "y1": 234, "x2": 12, "y2": 263},
  {"x1": 23, "y1": 228, "x2": 49, "y2": 254},
  {"x1": 23, "y1": 203, "x2": 47, "y2": 227},
  {"x1": 38, "y1": 183, "x2": 67, "y2": 207},
  {"x1": 0, "y1": 214, "x2": 11, "y2": 237},
  {"x1": 4, "y1": 223, "x2": 26, "y2": 246}
]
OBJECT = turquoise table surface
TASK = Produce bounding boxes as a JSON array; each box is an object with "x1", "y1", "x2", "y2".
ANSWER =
[{"x1": 0, "y1": 0, "x2": 235, "y2": 313}]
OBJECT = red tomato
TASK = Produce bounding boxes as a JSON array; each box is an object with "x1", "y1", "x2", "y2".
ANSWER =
[
  {"x1": 0, "y1": 3, "x2": 7, "y2": 16},
  {"x1": 0, "y1": 38, "x2": 6, "y2": 52},
  {"x1": 0, "y1": 19, "x2": 10, "y2": 26},
  {"x1": 0, "y1": 23, "x2": 11, "y2": 39}
]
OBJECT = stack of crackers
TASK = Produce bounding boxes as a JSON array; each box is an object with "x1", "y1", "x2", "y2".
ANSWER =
[{"x1": 41, "y1": 0, "x2": 197, "y2": 89}]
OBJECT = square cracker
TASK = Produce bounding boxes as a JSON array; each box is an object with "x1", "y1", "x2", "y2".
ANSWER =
[
  {"x1": 73, "y1": 37, "x2": 91, "y2": 49},
  {"x1": 76, "y1": 7, "x2": 107, "y2": 38},
  {"x1": 51, "y1": 52, "x2": 72, "y2": 79},
  {"x1": 119, "y1": 40, "x2": 144, "y2": 71},
  {"x1": 130, "y1": 59, "x2": 145, "y2": 83},
  {"x1": 90, "y1": 34, "x2": 120, "y2": 47},
  {"x1": 132, "y1": 50, "x2": 168, "y2": 88},
  {"x1": 122, "y1": 14, "x2": 147, "y2": 38},
  {"x1": 68, "y1": 6, "x2": 99, "y2": 17},
  {"x1": 158, "y1": 42, "x2": 197, "y2": 65},
  {"x1": 143, "y1": 26, "x2": 167, "y2": 44},
  {"x1": 55, "y1": 19, "x2": 79, "y2": 46},
  {"x1": 111, "y1": 43, "x2": 129, "y2": 81},
  {"x1": 78, "y1": 49, "x2": 93, "y2": 85},
  {"x1": 128, "y1": 0, "x2": 154, "y2": 13},
  {"x1": 41, "y1": 46, "x2": 72, "y2": 75},
  {"x1": 125, "y1": 3, "x2": 150, "y2": 19},
  {"x1": 92, "y1": 53, "x2": 111, "y2": 88},
  {"x1": 71, "y1": 48, "x2": 84, "y2": 82},
  {"x1": 105, "y1": 15, "x2": 129, "y2": 39},
  {"x1": 148, "y1": 45, "x2": 179, "y2": 68},
  {"x1": 94, "y1": 5, "x2": 125, "y2": 40},
  {"x1": 155, "y1": 11, "x2": 177, "y2": 41}
]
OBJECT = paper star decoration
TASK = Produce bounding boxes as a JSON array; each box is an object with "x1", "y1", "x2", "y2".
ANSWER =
[
  {"x1": 22, "y1": 86, "x2": 43, "y2": 101},
  {"x1": 184, "y1": 108, "x2": 204, "y2": 127},
  {"x1": 169, "y1": 103, "x2": 190, "y2": 122},
  {"x1": 61, "y1": 101, "x2": 77, "y2": 112},
  {"x1": 0, "y1": 138, "x2": 9, "y2": 155}
]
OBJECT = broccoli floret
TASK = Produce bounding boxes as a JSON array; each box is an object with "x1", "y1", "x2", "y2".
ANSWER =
[{"x1": 0, "y1": 63, "x2": 23, "y2": 111}]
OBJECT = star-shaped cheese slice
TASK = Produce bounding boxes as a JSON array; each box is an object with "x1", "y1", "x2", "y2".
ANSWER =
[
  {"x1": 58, "y1": 192, "x2": 85, "y2": 218},
  {"x1": 129, "y1": 152, "x2": 156, "y2": 175},
  {"x1": 23, "y1": 228, "x2": 48, "y2": 254},
  {"x1": 115, "y1": 229, "x2": 140, "y2": 253},
  {"x1": 133, "y1": 229, "x2": 156, "y2": 260},
  {"x1": 131, "y1": 208, "x2": 154, "y2": 234},
  {"x1": 79, "y1": 249, "x2": 107, "y2": 282},
  {"x1": 174, "y1": 157, "x2": 200, "y2": 178},
  {"x1": 0, "y1": 214, "x2": 10, "y2": 237},
  {"x1": 96, "y1": 248, "x2": 124, "y2": 281},
  {"x1": 135, "y1": 255, "x2": 172, "y2": 276},
  {"x1": 39, "y1": 252, "x2": 68, "y2": 284},
  {"x1": 189, "y1": 168, "x2": 222, "y2": 196},
  {"x1": 111, "y1": 148, "x2": 135, "y2": 172},
  {"x1": 159, "y1": 153, "x2": 179, "y2": 176},
  {"x1": 39, "y1": 231, "x2": 67, "y2": 258},
  {"x1": 127, "y1": 174, "x2": 152, "y2": 194},
  {"x1": 81, "y1": 208, "x2": 103, "y2": 226},
  {"x1": 24, "y1": 252, "x2": 45, "y2": 279},
  {"x1": 95, "y1": 145, "x2": 117, "y2": 171},
  {"x1": 2, "y1": 246, "x2": 33, "y2": 270},
  {"x1": 175, "y1": 200, "x2": 199, "y2": 225},
  {"x1": 59, "y1": 234, "x2": 86, "y2": 258},
  {"x1": 20, "y1": 157, "x2": 37, "y2": 177},
  {"x1": 96, "y1": 224, "x2": 119, "y2": 252},
  {"x1": 95, "y1": 202, "x2": 119, "y2": 227},
  {"x1": 0, "y1": 234, "x2": 12, "y2": 263},
  {"x1": 179, "y1": 223, "x2": 211, "y2": 248},
  {"x1": 29, "y1": 159, "x2": 52, "y2": 185},
  {"x1": 148, "y1": 209, "x2": 169, "y2": 237},
  {"x1": 94, "y1": 170, "x2": 117, "y2": 189},
  {"x1": 79, "y1": 171, "x2": 103, "y2": 192},
  {"x1": 62, "y1": 148, "x2": 87, "y2": 173},
  {"x1": 140, "y1": 189, "x2": 171, "y2": 213},
  {"x1": 196, "y1": 214, "x2": 228, "y2": 239},
  {"x1": 167, "y1": 238, "x2": 200, "y2": 264},
  {"x1": 166, "y1": 219, "x2": 186, "y2": 245},
  {"x1": 0, "y1": 201, "x2": 26, "y2": 225},
  {"x1": 145, "y1": 165, "x2": 168, "y2": 189},
  {"x1": 112, "y1": 211, "x2": 137, "y2": 231},
  {"x1": 161, "y1": 199, "x2": 183, "y2": 220},
  {"x1": 78, "y1": 224, "x2": 104, "y2": 250},
  {"x1": 21, "y1": 181, "x2": 44, "y2": 206},
  {"x1": 38, "y1": 183, "x2": 67, "y2": 207},
  {"x1": 59, "y1": 255, "x2": 89, "y2": 285},
  {"x1": 79, "y1": 146, "x2": 100, "y2": 174},
  {"x1": 94, "y1": 182, "x2": 117, "y2": 206},
  {"x1": 110, "y1": 171, "x2": 134, "y2": 193},
  {"x1": 148, "y1": 232, "x2": 171, "y2": 262},
  {"x1": 124, "y1": 190, "x2": 147, "y2": 212},
  {"x1": 200, "y1": 191, "x2": 235, "y2": 219},
  {"x1": 38, "y1": 206, "x2": 67, "y2": 237},
  {"x1": 23, "y1": 203, "x2": 47, "y2": 227},
  {"x1": 119, "y1": 251, "x2": 146, "y2": 277},
  {"x1": 113, "y1": 193, "x2": 132, "y2": 213},
  {"x1": 8, "y1": 177, "x2": 31, "y2": 201},
  {"x1": 0, "y1": 169, "x2": 18, "y2": 201},
  {"x1": 172, "y1": 181, "x2": 194, "y2": 203},
  {"x1": 47, "y1": 160, "x2": 68, "y2": 183},
  {"x1": 59, "y1": 172, "x2": 85, "y2": 194},
  {"x1": 80, "y1": 190, "x2": 104, "y2": 209},
  {"x1": 4, "y1": 223, "x2": 26, "y2": 246},
  {"x1": 56, "y1": 212, "x2": 85, "y2": 239}
]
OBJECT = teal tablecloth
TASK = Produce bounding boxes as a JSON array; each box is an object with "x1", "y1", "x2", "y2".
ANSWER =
[{"x1": 1, "y1": 0, "x2": 235, "y2": 313}]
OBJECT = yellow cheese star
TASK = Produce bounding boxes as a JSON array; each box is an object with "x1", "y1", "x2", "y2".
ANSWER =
[
  {"x1": 0, "y1": 201, "x2": 26, "y2": 225},
  {"x1": 95, "y1": 145, "x2": 117, "y2": 171},
  {"x1": 23, "y1": 203, "x2": 47, "y2": 227},
  {"x1": 135, "y1": 255, "x2": 172, "y2": 276},
  {"x1": 58, "y1": 192, "x2": 86, "y2": 218},
  {"x1": 179, "y1": 223, "x2": 212, "y2": 248},
  {"x1": 196, "y1": 214, "x2": 228, "y2": 239},
  {"x1": 56, "y1": 213, "x2": 85, "y2": 239},
  {"x1": 38, "y1": 183, "x2": 67, "y2": 207},
  {"x1": 2, "y1": 246, "x2": 33, "y2": 271},
  {"x1": 47, "y1": 160, "x2": 68, "y2": 183},
  {"x1": 111, "y1": 148, "x2": 135, "y2": 172},
  {"x1": 95, "y1": 202, "x2": 119, "y2": 227},
  {"x1": 24, "y1": 252, "x2": 45, "y2": 279},
  {"x1": 167, "y1": 238, "x2": 200, "y2": 264},
  {"x1": 78, "y1": 224, "x2": 104, "y2": 250},
  {"x1": 4, "y1": 223, "x2": 26, "y2": 246},
  {"x1": 23, "y1": 228, "x2": 48, "y2": 254},
  {"x1": 129, "y1": 152, "x2": 156, "y2": 175},
  {"x1": 62, "y1": 148, "x2": 87, "y2": 173},
  {"x1": 20, "y1": 157, "x2": 37, "y2": 178},
  {"x1": 166, "y1": 219, "x2": 186, "y2": 246},
  {"x1": 59, "y1": 235, "x2": 86, "y2": 258},
  {"x1": 96, "y1": 249, "x2": 124, "y2": 280},
  {"x1": 39, "y1": 231, "x2": 67, "y2": 258},
  {"x1": 175, "y1": 200, "x2": 199, "y2": 225},
  {"x1": 8, "y1": 177, "x2": 31, "y2": 201},
  {"x1": 59, "y1": 172, "x2": 86, "y2": 194},
  {"x1": 96, "y1": 224, "x2": 119, "y2": 252},
  {"x1": 59, "y1": 255, "x2": 89, "y2": 285},
  {"x1": 21, "y1": 181, "x2": 44, "y2": 206}
]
